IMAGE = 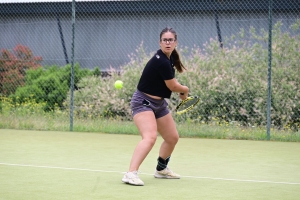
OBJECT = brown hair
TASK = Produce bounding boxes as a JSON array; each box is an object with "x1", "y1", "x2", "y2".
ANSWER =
[{"x1": 160, "y1": 27, "x2": 186, "y2": 73}]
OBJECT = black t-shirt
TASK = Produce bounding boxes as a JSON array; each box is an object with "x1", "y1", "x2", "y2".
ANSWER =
[{"x1": 137, "y1": 49, "x2": 175, "y2": 98}]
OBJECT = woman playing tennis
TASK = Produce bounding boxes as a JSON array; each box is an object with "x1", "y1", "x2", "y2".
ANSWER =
[{"x1": 122, "y1": 27, "x2": 189, "y2": 186}]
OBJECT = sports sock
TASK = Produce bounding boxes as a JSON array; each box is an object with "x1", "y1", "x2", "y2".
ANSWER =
[{"x1": 156, "y1": 156, "x2": 170, "y2": 171}]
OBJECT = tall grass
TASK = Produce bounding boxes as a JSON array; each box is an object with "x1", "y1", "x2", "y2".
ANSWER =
[{"x1": 0, "y1": 98, "x2": 299, "y2": 142}]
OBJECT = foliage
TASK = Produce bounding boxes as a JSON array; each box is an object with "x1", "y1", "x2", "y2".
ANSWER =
[
  {"x1": 0, "y1": 44, "x2": 42, "y2": 95},
  {"x1": 0, "y1": 20, "x2": 299, "y2": 139},
  {"x1": 67, "y1": 20, "x2": 300, "y2": 131},
  {"x1": 0, "y1": 97, "x2": 299, "y2": 141},
  {"x1": 92, "y1": 66, "x2": 101, "y2": 77},
  {"x1": 11, "y1": 63, "x2": 92, "y2": 111},
  {"x1": 175, "y1": 20, "x2": 300, "y2": 131},
  {"x1": 64, "y1": 42, "x2": 149, "y2": 120},
  {"x1": 0, "y1": 95, "x2": 48, "y2": 116}
]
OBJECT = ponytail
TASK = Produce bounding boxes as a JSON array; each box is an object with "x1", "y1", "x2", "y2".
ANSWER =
[{"x1": 172, "y1": 48, "x2": 186, "y2": 73}]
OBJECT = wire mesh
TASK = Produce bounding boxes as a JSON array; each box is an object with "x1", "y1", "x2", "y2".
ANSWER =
[{"x1": 0, "y1": 0, "x2": 299, "y2": 133}]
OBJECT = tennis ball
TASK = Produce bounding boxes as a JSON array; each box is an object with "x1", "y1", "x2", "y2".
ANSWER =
[{"x1": 114, "y1": 80, "x2": 123, "y2": 89}]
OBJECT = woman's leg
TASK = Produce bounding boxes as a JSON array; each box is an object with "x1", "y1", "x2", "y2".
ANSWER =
[
  {"x1": 122, "y1": 111, "x2": 158, "y2": 186},
  {"x1": 156, "y1": 113, "x2": 179, "y2": 159},
  {"x1": 128, "y1": 111, "x2": 158, "y2": 171},
  {"x1": 154, "y1": 113, "x2": 180, "y2": 178}
]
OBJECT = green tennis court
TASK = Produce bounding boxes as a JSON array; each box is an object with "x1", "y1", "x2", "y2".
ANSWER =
[{"x1": 0, "y1": 129, "x2": 299, "y2": 200}]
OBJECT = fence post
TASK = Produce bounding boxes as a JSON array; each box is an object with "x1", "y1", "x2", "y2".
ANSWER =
[
  {"x1": 70, "y1": 0, "x2": 76, "y2": 131},
  {"x1": 266, "y1": 0, "x2": 273, "y2": 140}
]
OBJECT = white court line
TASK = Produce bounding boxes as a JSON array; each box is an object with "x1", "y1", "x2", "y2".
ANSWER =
[
  {"x1": 0, "y1": 162, "x2": 120, "y2": 173},
  {"x1": 1, "y1": 162, "x2": 300, "y2": 185}
]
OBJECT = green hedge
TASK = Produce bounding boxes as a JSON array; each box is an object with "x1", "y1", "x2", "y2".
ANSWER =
[
  {"x1": 10, "y1": 64, "x2": 93, "y2": 111},
  {"x1": 66, "y1": 21, "x2": 300, "y2": 131}
]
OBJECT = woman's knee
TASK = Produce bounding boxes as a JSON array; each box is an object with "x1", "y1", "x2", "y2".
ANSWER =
[
  {"x1": 142, "y1": 134, "x2": 157, "y2": 146},
  {"x1": 165, "y1": 133, "x2": 179, "y2": 145}
]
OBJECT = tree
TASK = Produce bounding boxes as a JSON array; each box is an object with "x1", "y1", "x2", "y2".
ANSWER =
[{"x1": 0, "y1": 44, "x2": 42, "y2": 95}]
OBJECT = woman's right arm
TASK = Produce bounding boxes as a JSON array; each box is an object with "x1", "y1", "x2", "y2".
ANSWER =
[{"x1": 165, "y1": 78, "x2": 189, "y2": 100}]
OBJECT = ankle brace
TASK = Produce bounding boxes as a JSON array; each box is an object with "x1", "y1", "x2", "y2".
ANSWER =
[{"x1": 156, "y1": 156, "x2": 170, "y2": 171}]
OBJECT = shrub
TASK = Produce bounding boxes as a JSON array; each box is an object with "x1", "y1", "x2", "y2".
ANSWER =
[
  {"x1": 65, "y1": 21, "x2": 300, "y2": 131},
  {"x1": 0, "y1": 44, "x2": 42, "y2": 95},
  {"x1": 174, "y1": 20, "x2": 300, "y2": 131},
  {"x1": 64, "y1": 42, "x2": 149, "y2": 120},
  {"x1": 11, "y1": 63, "x2": 92, "y2": 111}
]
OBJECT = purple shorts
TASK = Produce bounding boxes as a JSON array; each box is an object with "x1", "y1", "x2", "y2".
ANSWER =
[{"x1": 131, "y1": 90, "x2": 169, "y2": 119}]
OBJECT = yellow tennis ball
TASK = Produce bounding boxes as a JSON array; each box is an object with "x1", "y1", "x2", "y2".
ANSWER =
[{"x1": 114, "y1": 80, "x2": 123, "y2": 89}]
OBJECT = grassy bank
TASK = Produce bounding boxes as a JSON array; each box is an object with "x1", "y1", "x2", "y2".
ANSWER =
[{"x1": 1, "y1": 112, "x2": 299, "y2": 142}]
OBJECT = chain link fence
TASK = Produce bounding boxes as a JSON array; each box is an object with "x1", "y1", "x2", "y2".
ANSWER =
[{"x1": 1, "y1": 0, "x2": 299, "y2": 135}]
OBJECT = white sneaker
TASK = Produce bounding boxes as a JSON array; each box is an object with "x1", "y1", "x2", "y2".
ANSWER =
[
  {"x1": 154, "y1": 167, "x2": 180, "y2": 179},
  {"x1": 122, "y1": 171, "x2": 144, "y2": 186}
]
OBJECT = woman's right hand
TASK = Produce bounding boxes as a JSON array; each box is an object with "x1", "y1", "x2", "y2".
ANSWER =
[{"x1": 179, "y1": 86, "x2": 189, "y2": 100}]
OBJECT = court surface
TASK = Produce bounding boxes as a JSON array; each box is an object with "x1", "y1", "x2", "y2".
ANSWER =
[{"x1": 0, "y1": 129, "x2": 300, "y2": 200}]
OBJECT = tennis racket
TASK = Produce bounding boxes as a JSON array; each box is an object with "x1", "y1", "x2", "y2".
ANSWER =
[{"x1": 175, "y1": 96, "x2": 200, "y2": 115}]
